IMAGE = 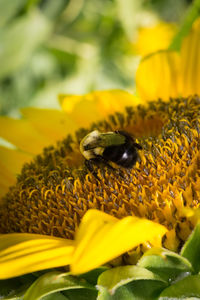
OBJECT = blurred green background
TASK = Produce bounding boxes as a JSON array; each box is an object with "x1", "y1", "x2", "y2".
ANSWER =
[{"x1": 0, "y1": 0, "x2": 192, "y2": 117}]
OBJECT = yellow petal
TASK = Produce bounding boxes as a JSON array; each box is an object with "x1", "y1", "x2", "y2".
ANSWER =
[
  {"x1": 0, "y1": 117, "x2": 51, "y2": 154},
  {"x1": 0, "y1": 146, "x2": 32, "y2": 175},
  {"x1": 180, "y1": 18, "x2": 200, "y2": 97},
  {"x1": 59, "y1": 94, "x2": 83, "y2": 113},
  {"x1": 136, "y1": 51, "x2": 181, "y2": 101},
  {"x1": 136, "y1": 18, "x2": 200, "y2": 101},
  {"x1": 0, "y1": 233, "x2": 74, "y2": 279},
  {"x1": 21, "y1": 108, "x2": 78, "y2": 142},
  {"x1": 71, "y1": 209, "x2": 167, "y2": 274},
  {"x1": 60, "y1": 90, "x2": 141, "y2": 127},
  {"x1": 0, "y1": 146, "x2": 32, "y2": 199},
  {"x1": 0, "y1": 163, "x2": 16, "y2": 199},
  {"x1": 134, "y1": 22, "x2": 176, "y2": 56}
]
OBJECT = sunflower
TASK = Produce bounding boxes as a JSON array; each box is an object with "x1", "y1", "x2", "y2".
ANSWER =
[{"x1": 0, "y1": 17, "x2": 200, "y2": 300}]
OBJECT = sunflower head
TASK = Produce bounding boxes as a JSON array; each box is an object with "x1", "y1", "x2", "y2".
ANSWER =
[{"x1": 1, "y1": 95, "x2": 200, "y2": 257}]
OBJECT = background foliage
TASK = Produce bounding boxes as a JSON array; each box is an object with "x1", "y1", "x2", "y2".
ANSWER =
[{"x1": 0, "y1": 0, "x2": 192, "y2": 117}]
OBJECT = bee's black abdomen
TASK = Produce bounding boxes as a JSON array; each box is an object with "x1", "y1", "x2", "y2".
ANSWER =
[
  {"x1": 103, "y1": 145, "x2": 124, "y2": 163},
  {"x1": 102, "y1": 131, "x2": 141, "y2": 169},
  {"x1": 116, "y1": 146, "x2": 138, "y2": 168},
  {"x1": 103, "y1": 144, "x2": 139, "y2": 168}
]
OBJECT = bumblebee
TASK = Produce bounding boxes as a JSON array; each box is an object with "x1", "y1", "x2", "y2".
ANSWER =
[{"x1": 80, "y1": 130, "x2": 142, "y2": 178}]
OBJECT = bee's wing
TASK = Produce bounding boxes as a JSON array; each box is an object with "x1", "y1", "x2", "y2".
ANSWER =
[{"x1": 84, "y1": 132, "x2": 125, "y2": 150}]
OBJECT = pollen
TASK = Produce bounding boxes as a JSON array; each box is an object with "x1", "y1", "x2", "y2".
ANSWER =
[{"x1": 0, "y1": 96, "x2": 200, "y2": 252}]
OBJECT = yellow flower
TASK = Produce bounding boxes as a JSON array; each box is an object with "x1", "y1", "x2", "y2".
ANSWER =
[
  {"x1": 0, "y1": 18, "x2": 200, "y2": 283},
  {"x1": 133, "y1": 22, "x2": 177, "y2": 56},
  {"x1": 136, "y1": 18, "x2": 200, "y2": 101}
]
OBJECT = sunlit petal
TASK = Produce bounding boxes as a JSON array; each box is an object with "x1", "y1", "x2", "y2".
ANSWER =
[
  {"x1": 136, "y1": 51, "x2": 181, "y2": 101},
  {"x1": 71, "y1": 209, "x2": 167, "y2": 274}
]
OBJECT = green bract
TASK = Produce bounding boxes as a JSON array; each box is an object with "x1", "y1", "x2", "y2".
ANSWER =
[{"x1": 181, "y1": 223, "x2": 200, "y2": 273}]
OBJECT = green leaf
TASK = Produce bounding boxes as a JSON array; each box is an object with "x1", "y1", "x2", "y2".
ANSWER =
[
  {"x1": 0, "y1": 274, "x2": 36, "y2": 300},
  {"x1": 98, "y1": 284, "x2": 141, "y2": 300},
  {"x1": 158, "y1": 274, "x2": 200, "y2": 299},
  {"x1": 0, "y1": 285, "x2": 28, "y2": 300},
  {"x1": 97, "y1": 286, "x2": 112, "y2": 300},
  {"x1": 117, "y1": 281, "x2": 168, "y2": 300},
  {"x1": 97, "y1": 265, "x2": 167, "y2": 300},
  {"x1": 0, "y1": 0, "x2": 27, "y2": 28},
  {"x1": 23, "y1": 271, "x2": 95, "y2": 300},
  {"x1": 0, "y1": 278, "x2": 21, "y2": 298},
  {"x1": 79, "y1": 267, "x2": 109, "y2": 286},
  {"x1": 181, "y1": 223, "x2": 200, "y2": 273},
  {"x1": 98, "y1": 280, "x2": 167, "y2": 300},
  {"x1": 0, "y1": 8, "x2": 51, "y2": 79},
  {"x1": 42, "y1": 292, "x2": 68, "y2": 300},
  {"x1": 116, "y1": 0, "x2": 143, "y2": 40},
  {"x1": 138, "y1": 248, "x2": 192, "y2": 282},
  {"x1": 62, "y1": 288, "x2": 97, "y2": 300}
]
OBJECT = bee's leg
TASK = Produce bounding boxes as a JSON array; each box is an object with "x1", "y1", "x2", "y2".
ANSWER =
[
  {"x1": 95, "y1": 155, "x2": 115, "y2": 171},
  {"x1": 95, "y1": 156, "x2": 124, "y2": 179},
  {"x1": 84, "y1": 159, "x2": 100, "y2": 180},
  {"x1": 133, "y1": 143, "x2": 142, "y2": 150}
]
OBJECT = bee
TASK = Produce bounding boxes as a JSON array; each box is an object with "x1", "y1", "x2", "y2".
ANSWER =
[{"x1": 80, "y1": 130, "x2": 142, "y2": 179}]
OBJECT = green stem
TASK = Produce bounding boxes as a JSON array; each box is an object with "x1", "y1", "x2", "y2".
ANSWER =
[{"x1": 169, "y1": 0, "x2": 200, "y2": 51}]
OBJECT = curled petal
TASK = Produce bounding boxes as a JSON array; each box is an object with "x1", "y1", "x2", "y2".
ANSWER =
[{"x1": 71, "y1": 209, "x2": 167, "y2": 274}]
